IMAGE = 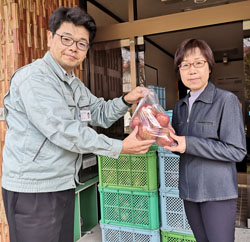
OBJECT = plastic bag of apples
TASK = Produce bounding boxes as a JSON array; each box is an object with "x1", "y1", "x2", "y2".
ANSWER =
[{"x1": 130, "y1": 89, "x2": 176, "y2": 147}]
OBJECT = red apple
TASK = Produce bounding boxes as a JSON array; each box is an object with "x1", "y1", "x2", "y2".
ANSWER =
[
  {"x1": 156, "y1": 128, "x2": 174, "y2": 147},
  {"x1": 139, "y1": 104, "x2": 157, "y2": 120},
  {"x1": 138, "y1": 122, "x2": 159, "y2": 140},
  {"x1": 130, "y1": 114, "x2": 141, "y2": 129},
  {"x1": 156, "y1": 112, "x2": 170, "y2": 128}
]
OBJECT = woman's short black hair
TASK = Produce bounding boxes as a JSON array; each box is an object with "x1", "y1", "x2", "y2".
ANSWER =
[
  {"x1": 49, "y1": 7, "x2": 96, "y2": 45},
  {"x1": 174, "y1": 38, "x2": 215, "y2": 75}
]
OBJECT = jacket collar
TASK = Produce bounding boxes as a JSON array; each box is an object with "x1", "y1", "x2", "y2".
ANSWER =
[
  {"x1": 43, "y1": 51, "x2": 74, "y2": 85},
  {"x1": 180, "y1": 81, "x2": 215, "y2": 106}
]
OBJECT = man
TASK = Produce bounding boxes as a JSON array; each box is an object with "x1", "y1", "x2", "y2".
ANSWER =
[{"x1": 2, "y1": 7, "x2": 155, "y2": 242}]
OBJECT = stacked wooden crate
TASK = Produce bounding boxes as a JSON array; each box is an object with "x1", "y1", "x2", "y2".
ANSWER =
[{"x1": 0, "y1": 1, "x2": 80, "y2": 241}]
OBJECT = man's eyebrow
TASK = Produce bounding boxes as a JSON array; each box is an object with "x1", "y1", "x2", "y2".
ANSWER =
[
  {"x1": 61, "y1": 32, "x2": 88, "y2": 42},
  {"x1": 61, "y1": 32, "x2": 73, "y2": 36}
]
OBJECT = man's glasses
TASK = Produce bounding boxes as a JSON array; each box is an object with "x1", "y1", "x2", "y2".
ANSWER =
[
  {"x1": 178, "y1": 60, "x2": 207, "y2": 70},
  {"x1": 54, "y1": 33, "x2": 89, "y2": 51}
]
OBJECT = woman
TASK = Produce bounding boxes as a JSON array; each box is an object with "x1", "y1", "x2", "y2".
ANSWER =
[{"x1": 165, "y1": 39, "x2": 246, "y2": 242}]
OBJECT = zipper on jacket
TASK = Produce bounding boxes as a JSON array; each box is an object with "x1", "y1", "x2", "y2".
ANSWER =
[
  {"x1": 187, "y1": 103, "x2": 190, "y2": 123},
  {"x1": 186, "y1": 99, "x2": 197, "y2": 123},
  {"x1": 33, "y1": 138, "x2": 48, "y2": 162},
  {"x1": 3, "y1": 91, "x2": 10, "y2": 128}
]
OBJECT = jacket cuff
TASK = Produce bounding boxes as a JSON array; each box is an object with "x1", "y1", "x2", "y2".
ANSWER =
[
  {"x1": 110, "y1": 139, "x2": 123, "y2": 159},
  {"x1": 122, "y1": 94, "x2": 132, "y2": 107}
]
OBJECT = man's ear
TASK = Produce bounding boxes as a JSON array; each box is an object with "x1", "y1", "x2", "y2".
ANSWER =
[{"x1": 47, "y1": 30, "x2": 52, "y2": 48}]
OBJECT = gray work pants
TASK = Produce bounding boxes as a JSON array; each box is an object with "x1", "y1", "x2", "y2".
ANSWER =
[{"x1": 2, "y1": 188, "x2": 75, "y2": 242}]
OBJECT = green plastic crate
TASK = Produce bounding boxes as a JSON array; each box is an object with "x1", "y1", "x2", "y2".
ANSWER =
[
  {"x1": 99, "y1": 186, "x2": 160, "y2": 230},
  {"x1": 161, "y1": 231, "x2": 196, "y2": 242},
  {"x1": 98, "y1": 146, "x2": 158, "y2": 190}
]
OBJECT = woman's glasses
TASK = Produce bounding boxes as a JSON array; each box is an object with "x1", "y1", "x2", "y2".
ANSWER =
[{"x1": 178, "y1": 60, "x2": 207, "y2": 70}]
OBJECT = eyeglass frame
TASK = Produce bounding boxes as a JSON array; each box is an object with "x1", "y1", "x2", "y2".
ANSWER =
[
  {"x1": 178, "y1": 60, "x2": 208, "y2": 70},
  {"x1": 53, "y1": 32, "x2": 89, "y2": 51}
]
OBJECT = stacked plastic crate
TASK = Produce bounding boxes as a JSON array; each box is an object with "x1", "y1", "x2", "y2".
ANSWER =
[
  {"x1": 98, "y1": 146, "x2": 160, "y2": 242},
  {"x1": 147, "y1": 85, "x2": 166, "y2": 110},
  {"x1": 158, "y1": 110, "x2": 196, "y2": 241}
]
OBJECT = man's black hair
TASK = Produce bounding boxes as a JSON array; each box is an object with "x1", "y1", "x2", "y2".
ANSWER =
[{"x1": 49, "y1": 7, "x2": 96, "y2": 44}]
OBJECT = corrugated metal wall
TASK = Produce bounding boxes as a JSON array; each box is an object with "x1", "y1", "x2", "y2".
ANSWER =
[{"x1": 0, "y1": 1, "x2": 80, "y2": 241}]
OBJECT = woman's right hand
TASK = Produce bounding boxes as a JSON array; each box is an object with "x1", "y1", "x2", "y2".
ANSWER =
[{"x1": 164, "y1": 132, "x2": 186, "y2": 153}]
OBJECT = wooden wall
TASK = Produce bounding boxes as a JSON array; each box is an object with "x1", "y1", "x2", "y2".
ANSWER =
[{"x1": 0, "y1": 0, "x2": 80, "y2": 241}]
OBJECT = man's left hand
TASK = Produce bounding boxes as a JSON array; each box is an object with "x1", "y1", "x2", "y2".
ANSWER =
[{"x1": 123, "y1": 86, "x2": 150, "y2": 105}]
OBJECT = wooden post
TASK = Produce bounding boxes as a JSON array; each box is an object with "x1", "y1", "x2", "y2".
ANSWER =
[{"x1": 128, "y1": 0, "x2": 138, "y2": 114}]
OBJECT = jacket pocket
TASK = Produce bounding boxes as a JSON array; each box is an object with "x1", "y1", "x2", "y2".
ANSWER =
[
  {"x1": 78, "y1": 98, "x2": 89, "y2": 109},
  {"x1": 24, "y1": 129, "x2": 54, "y2": 164},
  {"x1": 194, "y1": 121, "x2": 218, "y2": 139},
  {"x1": 32, "y1": 138, "x2": 48, "y2": 162},
  {"x1": 78, "y1": 98, "x2": 91, "y2": 125},
  {"x1": 64, "y1": 94, "x2": 77, "y2": 117}
]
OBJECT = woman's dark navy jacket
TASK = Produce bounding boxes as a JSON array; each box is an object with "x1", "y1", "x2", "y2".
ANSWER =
[{"x1": 172, "y1": 81, "x2": 247, "y2": 202}]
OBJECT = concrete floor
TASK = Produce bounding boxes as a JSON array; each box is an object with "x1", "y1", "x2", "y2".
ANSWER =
[
  {"x1": 78, "y1": 225, "x2": 101, "y2": 242},
  {"x1": 235, "y1": 227, "x2": 250, "y2": 242},
  {"x1": 79, "y1": 224, "x2": 250, "y2": 242}
]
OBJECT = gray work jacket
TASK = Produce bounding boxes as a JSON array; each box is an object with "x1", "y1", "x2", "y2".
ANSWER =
[
  {"x1": 2, "y1": 51, "x2": 128, "y2": 193},
  {"x1": 172, "y1": 81, "x2": 246, "y2": 202}
]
